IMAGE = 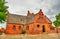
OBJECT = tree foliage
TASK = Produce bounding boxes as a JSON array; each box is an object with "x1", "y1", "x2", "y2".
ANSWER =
[
  {"x1": 0, "y1": 0, "x2": 8, "y2": 23},
  {"x1": 53, "y1": 13, "x2": 60, "y2": 27}
]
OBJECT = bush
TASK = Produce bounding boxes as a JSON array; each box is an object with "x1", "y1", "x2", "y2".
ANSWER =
[{"x1": 22, "y1": 30, "x2": 26, "y2": 34}]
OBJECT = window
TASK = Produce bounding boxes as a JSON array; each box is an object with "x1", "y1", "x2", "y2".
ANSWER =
[
  {"x1": 13, "y1": 25, "x2": 16, "y2": 30},
  {"x1": 37, "y1": 24, "x2": 40, "y2": 28},
  {"x1": 50, "y1": 27, "x2": 54, "y2": 30},
  {"x1": 19, "y1": 26, "x2": 21, "y2": 30},
  {"x1": 26, "y1": 26, "x2": 29, "y2": 30}
]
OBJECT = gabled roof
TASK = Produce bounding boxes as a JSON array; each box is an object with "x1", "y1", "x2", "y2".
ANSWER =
[
  {"x1": 44, "y1": 15, "x2": 52, "y2": 23},
  {"x1": 33, "y1": 9, "x2": 52, "y2": 23},
  {"x1": 7, "y1": 13, "x2": 36, "y2": 24},
  {"x1": 7, "y1": 9, "x2": 52, "y2": 24},
  {"x1": 7, "y1": 13, "x2": 27, "y2": 24}
]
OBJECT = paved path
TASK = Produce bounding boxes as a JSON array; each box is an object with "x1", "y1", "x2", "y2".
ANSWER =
[{"x1": 0, "y1": 33, "x2": 59, "y2": 39}]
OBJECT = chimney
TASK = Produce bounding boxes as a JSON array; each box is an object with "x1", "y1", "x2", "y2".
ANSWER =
[
  {"x1": 27, "y1": 10, "x2": 31, "y2": 18},
  {"x1": 32, "y1": 13, "x2": 34, "y2": 15}
]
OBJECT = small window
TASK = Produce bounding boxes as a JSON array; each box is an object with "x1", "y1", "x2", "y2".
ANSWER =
[
  {"x1": 26, "y1": 26, "x2": 29, "y2": 30},
  {"x1": 50, "y1": 27, "x2": 54, "y2": 30},
  {"x1": 13, "y1": 25, "x2": 16, "y2": 30},
  {"x1": 19, "y1": 26, "x2": 21, "y2": 30},
  {"x1": 37, "y1": 24, "x2": 40, "y2": 28}
]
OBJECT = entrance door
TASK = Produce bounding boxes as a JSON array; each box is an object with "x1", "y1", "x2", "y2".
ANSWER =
[{"x1": 42, "y1": 25, "x2": 45, "y2": 32}]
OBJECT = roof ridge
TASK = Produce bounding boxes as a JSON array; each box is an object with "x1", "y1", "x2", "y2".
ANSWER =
[{"x1": 8, "y1": 13, "x2": 27, "y2": 17}]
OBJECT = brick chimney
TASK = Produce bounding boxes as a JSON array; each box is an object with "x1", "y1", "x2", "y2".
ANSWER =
[
  {"x1": 32, "y1": 13, "x2": 34, "y2": 15},
  {"x1": 27, "y1": 10, "x2": 31, "y2": 18}
]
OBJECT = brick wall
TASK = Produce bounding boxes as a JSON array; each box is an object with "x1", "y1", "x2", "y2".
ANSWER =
[{"x1": 6, "y1": 23, "x2": 24, "y2": 34}]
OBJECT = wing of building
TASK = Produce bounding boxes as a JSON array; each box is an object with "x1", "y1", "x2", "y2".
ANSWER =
[{"x1": 6, "y1": 9, "x2": 56, "y2": 34}]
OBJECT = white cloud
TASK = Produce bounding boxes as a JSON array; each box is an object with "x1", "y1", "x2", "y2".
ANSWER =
[
  {"x1": 1, "y1": 0, "x2": 59, "y2": 28},
  {"x1": 0, "y1": 22, "x2": 6, "y2": 29},
  {"x1": 5, "y1": 0, "x2": 54, "y2": 14}
]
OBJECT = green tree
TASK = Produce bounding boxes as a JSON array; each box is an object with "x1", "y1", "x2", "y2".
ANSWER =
[
  {"x1": 53, "y1": 13, "x2": 60, "y2": 33},
  {"x1": 0, "y1": 0, "x2": 8, "y2": 23}
]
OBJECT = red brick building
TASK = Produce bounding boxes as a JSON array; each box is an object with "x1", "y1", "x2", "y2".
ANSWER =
[{"x1": 6, "y1": 9, "x2": 56, "y2": 34}]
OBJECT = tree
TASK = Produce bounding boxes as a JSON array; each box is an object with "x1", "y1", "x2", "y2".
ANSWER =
[
  {"x1": 0, "y1": 0, "x2": 8, "y2": 23},
  {"x1": 53, "y1": 13, "x2": 60, "y2": 33}
]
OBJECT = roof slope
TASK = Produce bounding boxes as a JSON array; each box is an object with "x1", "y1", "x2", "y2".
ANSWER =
[
  {"x1": 32, "y1": 9, "x2": 52, "y2": 23},
  {"x1": 7, "y1": 9, "x2": 52, "y2": 24},
  {"x1": 7, "y1": 13, "x2": 27, "y2": 24},
  {"x1": 7, "y1": 13, "x2": 35, "y2": 24}
]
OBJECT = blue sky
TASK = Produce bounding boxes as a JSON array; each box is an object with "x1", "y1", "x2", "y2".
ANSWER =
[{"x1": 0, "y1": 0, "x2": 60, "y2": 28}]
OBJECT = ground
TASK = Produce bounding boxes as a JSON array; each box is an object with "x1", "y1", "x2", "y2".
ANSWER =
[{"x1": 0, "y1": 33, "x2": 60, "y2": 39}]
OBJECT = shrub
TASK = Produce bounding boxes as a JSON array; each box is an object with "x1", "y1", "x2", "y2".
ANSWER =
[{"x1": 22, "y1": 30, "x2": 26, "y2": 34}]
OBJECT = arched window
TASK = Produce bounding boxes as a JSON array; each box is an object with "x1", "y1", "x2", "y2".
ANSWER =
[
  {"x1": 26, "y1": 26, "x2": 29, "y2": 30},
  {"x1": 19, "y1": 26, "x2": 21, "y2": 30},
  {"x1": 37, "y1": 24, "x2": 40, "y2": 28},
  {"x1": 13, "y1": 25, "x2": 16, "y2": 30}
]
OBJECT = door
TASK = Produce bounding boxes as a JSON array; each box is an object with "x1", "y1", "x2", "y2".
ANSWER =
[{"x1": 42, "y1": 25, "x2": 45, "y2": 32}]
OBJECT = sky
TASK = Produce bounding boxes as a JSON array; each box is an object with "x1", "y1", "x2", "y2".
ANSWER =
[{"x1": 0, "y1": 0, "x2": 60, "y2": 28}]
